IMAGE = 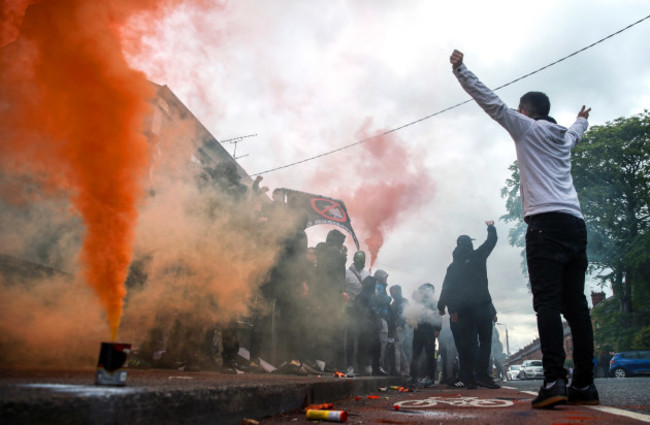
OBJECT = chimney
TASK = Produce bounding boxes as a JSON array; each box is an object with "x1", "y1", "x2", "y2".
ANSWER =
[{"x1": 591, "y1": 291, "x2": 606, "y2": 307}]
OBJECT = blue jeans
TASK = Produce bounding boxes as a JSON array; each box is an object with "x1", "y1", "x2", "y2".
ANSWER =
[{"x1": 525, "y1": 212, "x2": 594, "y2": 386}]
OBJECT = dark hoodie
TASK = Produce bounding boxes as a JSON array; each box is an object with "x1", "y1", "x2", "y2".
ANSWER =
[
  {"x1": 438, "y1": 225, "x2": 497, "y2": 314},
  {"x1": 389, "y1": 285, "x2": 408, "y2": 335},
  {"x1": 315, "y1": 229, "x2": 347, "y2": 294},
  {"x1": 354, "y1": 276, "x2": 382, "y2": 332}
]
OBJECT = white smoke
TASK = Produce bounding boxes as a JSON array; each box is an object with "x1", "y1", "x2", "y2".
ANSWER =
[{"x1": 403, "y1": 285, "x2": 442, "y2": 329}]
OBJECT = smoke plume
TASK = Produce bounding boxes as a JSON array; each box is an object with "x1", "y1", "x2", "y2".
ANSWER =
[
  {"x1": 403, "y1": 284, "x2": 442, "y2": 329},
  {"x1": 1, "y1": 1, "x2": 275, "y2": 367},
  {"x1": 308, "y1": 118, "x2": 436, "y2": 268},
  {"x1": 0, "y1": 0, "x2": 166, "y2": 341}
]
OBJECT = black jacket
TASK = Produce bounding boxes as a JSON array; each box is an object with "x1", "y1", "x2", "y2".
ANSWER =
[
  {"x1": 438, "y1": 225, "x2": 497, "y2": 314},
  {"x1": 354, "y1": 276, "x2": 382, "y2": 332},
  {"x1": 388, "y1": 286, "x2": 408, "y2": 336}
]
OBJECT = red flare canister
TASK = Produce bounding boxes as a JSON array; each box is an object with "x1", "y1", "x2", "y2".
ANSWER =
[{"x1": 305, "y1": 409, "x2": 348, "y2": 422}]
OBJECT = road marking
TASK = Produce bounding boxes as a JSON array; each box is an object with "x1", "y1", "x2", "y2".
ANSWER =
[
  {"x1": 521, "y1": 390, "x2": 650, "y2": 422},
  {"x1": 588, "y1": 406, "x2": 650, "y2": 423},
  {"x1": 18, "y1": 383, "x2": 142, "y2": 397},
  {"x1": 396, "y1": 396, "x2": 514, "y2": 408}
]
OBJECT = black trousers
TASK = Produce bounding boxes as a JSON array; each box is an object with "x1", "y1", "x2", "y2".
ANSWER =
[
  {"x1": 410, "y1": 323, "x2": 437, "y2": 380},
  {"x1": 450, "y1": 318, "x2": 476, "y2": 383},
  {"x1": 358, "y1": 322, "x2": 381, "y2": 372},
  {"x1": 526, "y1": 212, "x2": 594, "y2": 386},
  {"x1": 455, "y1": 307, "x2": 492, "y2": 382}
]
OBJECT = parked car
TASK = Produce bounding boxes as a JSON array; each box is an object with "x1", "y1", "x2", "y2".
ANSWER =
[
  {"x1": 519, "y1": 360, "x2": 544, "y2": 380},
  {"x1": 506, "y1": 364, "x2": 522, "y2": 381},
  {"x1": 609, "y1": 350, "x2": 650, "y2": 378}
]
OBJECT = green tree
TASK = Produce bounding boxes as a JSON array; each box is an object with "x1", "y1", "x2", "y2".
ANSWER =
[
  {"x1": 500, "y1": 162, "x2": 527, "y2": 273},
  {"x1": 592, "y1": 299, "x2": 636, "y2": 351},
  {"x1": 500, "y1": 111, "x2": 650, "y2": 349},
  {"x1": 632, "y1": 326, "x2": 650, "y2": 350},
  {"x1": 571, "y1": 111, "x2": 650, "y2": 315}
]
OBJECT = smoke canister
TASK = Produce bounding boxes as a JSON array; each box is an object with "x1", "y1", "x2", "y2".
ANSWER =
[
  {"x1": 95, "y1": 342, "x2": 131, "y2": 386},
  {"x1": 305, "y1": 409, "x2": 347, "y2": 422}
]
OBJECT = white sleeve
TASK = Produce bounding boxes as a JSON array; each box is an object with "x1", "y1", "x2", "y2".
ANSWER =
[
  {"x1": 565, "y1": 117, "x2": 589, "y2": 148},
  {"x1": 453, "y1": 64, "x2": 534, "y2": 141}
]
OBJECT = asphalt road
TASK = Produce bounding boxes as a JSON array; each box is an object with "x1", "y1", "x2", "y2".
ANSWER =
[
  {"x1": 504, "y1": 377, "x2": 650, "y2": 415},
  {"x1": 255, "y1": 378, "x2": 650, "y2": 425}
]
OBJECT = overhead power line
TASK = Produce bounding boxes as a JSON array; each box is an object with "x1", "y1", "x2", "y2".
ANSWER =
[{"x1": 253, "y1": 12, "x2": 650, "y2": 176}]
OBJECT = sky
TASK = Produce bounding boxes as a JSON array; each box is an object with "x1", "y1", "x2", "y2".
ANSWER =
[
  {"x1": 1, "y1": 0, "x2": 649, "y2": 362},
  {"x1": 121, "y1": 0, "x2": 650, "y2": 354}
]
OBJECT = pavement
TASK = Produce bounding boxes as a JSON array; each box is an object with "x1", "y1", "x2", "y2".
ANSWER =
[
  {"x1": 0, "y1": 367, "x2": 405, "y2": 425},
  {"x1": 2, "y1": 368, "x2": 650, "y2": 425}
]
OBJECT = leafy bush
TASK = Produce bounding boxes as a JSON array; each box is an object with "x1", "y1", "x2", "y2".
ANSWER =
[{"x1": 632, "y1": 326, "x2": 650, "y2": 350}]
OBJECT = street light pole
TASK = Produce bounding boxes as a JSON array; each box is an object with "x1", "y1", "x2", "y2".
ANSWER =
[{"x1": 496, "y1": 322, "x2": 510, "y2": 357}]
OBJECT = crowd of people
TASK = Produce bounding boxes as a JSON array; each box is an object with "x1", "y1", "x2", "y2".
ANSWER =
[
  {"x1": 130, "y1": 162, "x2": 507, "y2": 388},
  {"x1": 220, "y1": 198, "x2": 506, "y2": 390}
]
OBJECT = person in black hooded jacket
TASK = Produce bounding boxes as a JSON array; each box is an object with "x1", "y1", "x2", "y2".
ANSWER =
[
  {"x1": 438, "y1": 220, "x2": 499, "y2": 389},
  {"x1": 388, "y1": 284, "x2": 410, "y2": 376},
  {"x1": 354, "y1": 275, "x2": 387, "y2": 376}
]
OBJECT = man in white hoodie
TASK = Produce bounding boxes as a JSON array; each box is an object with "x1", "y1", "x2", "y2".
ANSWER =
[{"x1": 450, "y1": 49, "x2": 598, "y2": 409}]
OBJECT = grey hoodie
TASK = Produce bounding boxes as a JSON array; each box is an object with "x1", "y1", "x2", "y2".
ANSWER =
[{"x1": 453, "y1": 63, "x2": 588, "y2": 219}]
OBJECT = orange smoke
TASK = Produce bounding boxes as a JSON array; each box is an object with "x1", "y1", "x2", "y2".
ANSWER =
[
  {"x1": 0, "y1": 0, "x2": 177, "y2": 340},
  {"x1": 343, "y1": 119, "x2": 435, "y2": 267},
  {"x1": 0, "y1": 0, "x2": 30, "y2": 48}
]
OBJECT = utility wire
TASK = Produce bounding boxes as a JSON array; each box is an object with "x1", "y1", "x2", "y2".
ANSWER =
[{"x1": 253, "y1": 12, "x2": 650, "y2": 176}]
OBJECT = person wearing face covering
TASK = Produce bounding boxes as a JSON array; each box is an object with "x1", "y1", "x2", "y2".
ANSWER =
[
  {"x1": 388, "y1": 284, "x2": 410, "y2": 376},
  {"x1": 343, "y1": 251, "x2": 371, "y2": 376},
  {"x1": 406, "y1": 283, "x2": 443, "y2": 387},
  {"x1": 309, "y1": 229, "x2": 348, "y2": 371},
  {"x1": 354, "y1": 275, "x2": 388, "y2": 376},
  {"x1": 438, "y1": 221, "x2": 499, "y2": 390},
  {"x1": 372, "y1": 269, "x2": 392, "y2": 373}
]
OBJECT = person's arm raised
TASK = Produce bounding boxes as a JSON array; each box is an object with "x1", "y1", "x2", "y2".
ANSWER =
[
  {"x1": 450, "y1": 49, "x2": 464, "y2": 70},
  {"x1": 577, "y1": 105, "x2": 591, "y2": 120}
]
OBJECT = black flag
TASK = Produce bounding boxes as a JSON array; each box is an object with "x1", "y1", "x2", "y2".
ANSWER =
[{"x1": 276, "y1": 188, "x2": 360, "y2": 250}]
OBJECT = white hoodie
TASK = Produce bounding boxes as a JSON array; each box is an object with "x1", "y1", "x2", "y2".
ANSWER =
[{"x1": 453, "y1": 63, "x2": 588, "y2": 219}]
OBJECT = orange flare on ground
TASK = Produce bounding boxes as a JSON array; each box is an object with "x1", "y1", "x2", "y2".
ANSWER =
[{"x1": 305, "y1": 403, "x2": 334, "y2": 411}]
